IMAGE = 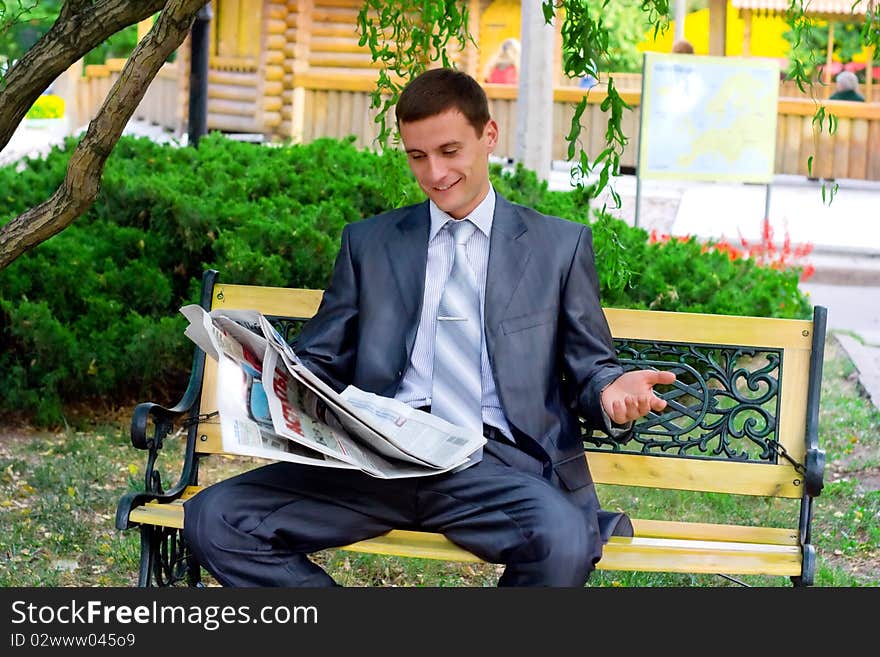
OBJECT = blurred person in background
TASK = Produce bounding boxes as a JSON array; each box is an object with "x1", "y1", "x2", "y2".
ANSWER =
[
  {"x1": 829, "y1": 70, "x2": 865, "y2": 102},
  {"x1": 484, "y1": 38, "x2": 520, "y2": 85}
]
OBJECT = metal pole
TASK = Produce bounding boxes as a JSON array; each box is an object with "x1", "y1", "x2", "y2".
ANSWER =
[
  {"x1": 188, "y1": 4, "x2": 212, "y2": 148},
  {"x1": 634, "y1": 54, "x2": 649, "y2": 229},
  {"x1": 764, "y1": 183, "x2": 772, "y2": 221},
  {"x1": 674, "y1": 0, "x2": 687, "y2": 43},
  {"x1": 515, "y1": 0, "x2": 555, "y2": 182}
]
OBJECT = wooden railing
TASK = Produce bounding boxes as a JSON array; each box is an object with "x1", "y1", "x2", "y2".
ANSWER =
[
  {"x1": 776, "y1": 98, "x2": 880, "y2": 180},
  {"x1": 779, "y1": 79, "x2": 880, "y2": 103},
  {"x1": 70, "y1": 62, "x2": 880, "y2": 182},
  {"x1": 67, "y1": 58, "x2": 185, "y2": 135}
]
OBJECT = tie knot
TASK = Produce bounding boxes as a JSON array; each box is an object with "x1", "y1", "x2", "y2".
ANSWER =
[{"x1": 447, "y1": 219, "x2": 476, "y2": 245}]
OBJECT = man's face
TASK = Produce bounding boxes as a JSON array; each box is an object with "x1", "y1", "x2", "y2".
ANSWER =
[{"x1": 399, "y1": 108, "x2": 498, "y2": 220}]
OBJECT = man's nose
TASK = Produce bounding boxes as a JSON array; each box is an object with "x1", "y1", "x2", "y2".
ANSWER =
[{"x1": 425, "y1": 156, "x2": 448, "y2": 182}]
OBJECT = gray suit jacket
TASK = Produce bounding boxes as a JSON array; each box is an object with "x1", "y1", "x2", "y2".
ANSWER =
[{"x1": 294, "y1": 194, "x2": 625, "y2": 496}]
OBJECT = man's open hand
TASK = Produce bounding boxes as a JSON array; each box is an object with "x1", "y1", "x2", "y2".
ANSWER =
[{"x1": 600, "y1": 369, "x2": 677, "y2": 425}]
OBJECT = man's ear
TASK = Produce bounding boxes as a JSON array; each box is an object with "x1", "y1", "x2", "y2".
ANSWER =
[{"x1": 483, "y1": 119, "x2": 499, "y2": 153}]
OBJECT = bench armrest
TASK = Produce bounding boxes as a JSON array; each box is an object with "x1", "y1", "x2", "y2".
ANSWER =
[
  {"x1": 130, "y1": 351, "x2": 206, "y2": 450},
  {"x1": 115, "y1": 490, "x2": 183, "y2": 531},
  {"x1": 804, "y1": 447, "x2": 825, "y2": 498}
]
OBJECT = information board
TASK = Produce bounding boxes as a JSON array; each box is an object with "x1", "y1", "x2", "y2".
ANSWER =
[{"x1": 637, "y1": 53, "x2": 780, "y2": 183}]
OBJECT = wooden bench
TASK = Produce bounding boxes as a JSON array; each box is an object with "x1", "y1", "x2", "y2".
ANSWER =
[{"x1": 116, "y1": 269, "x2": 827, "y2": 587}]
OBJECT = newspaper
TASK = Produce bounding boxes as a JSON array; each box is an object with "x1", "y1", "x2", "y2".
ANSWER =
[{"x1": 180, "y1": 304, "x2": 486, "y2": 478}]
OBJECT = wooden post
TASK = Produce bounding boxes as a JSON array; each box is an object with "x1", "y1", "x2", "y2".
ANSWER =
[
  {"x1": 823, "y1": 20, "x2": 835, "y2": 98},
  {"x1": 53, "y1": 59, "x2": 83, "y2": 134},
  {"x1": 463, "y1": 0, "x2": 481, "y2": 79},
  {"x1": 554, "y1": 8, "x2": 564, "y2": 87},
  {"x1": 708, "y1": 0, "x2": 727, "y2": 57},
  {"x1": 742, "y1": 9, "x2": 752, "y2": 57},
  {"x1": 289, "y1": 0, "x2": 313, "y2": 144}
]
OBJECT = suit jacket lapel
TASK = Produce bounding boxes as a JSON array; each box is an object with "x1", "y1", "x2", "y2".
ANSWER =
[
  {"x1": 385, "y1": 202, "x2": 430, "y2": 350},
  {"x1": 485, "y1": 195, "x2": 530, "y2": 336}
]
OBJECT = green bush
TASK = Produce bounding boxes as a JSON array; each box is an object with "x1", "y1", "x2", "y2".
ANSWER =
[{"x1": 0, "y1": 134, "x2": 812, "y2": 426}]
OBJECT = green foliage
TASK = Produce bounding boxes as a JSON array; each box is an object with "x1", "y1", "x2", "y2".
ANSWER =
[
  {"x1": 783, "y1": 4, "x2": 878, "y2": 95},
  {"x1": 596, "y1": 228, "x2": 812, "y2": 317},
  {"x1": 559, "y1": 0, "x2": 657, "y2": 75},
  {"x1": 784, "y1": 20, "x2": 868, "y2": 80},
  {"x1": 0, "y1": 0, "x2": 62, "y2": 73},
  {"x1": 0, "y1": 135, "x2": 811, "y2": 426},
  {"x1": 0, "y1": 1, "x2": 138, "y2": 76},
  {"x1": 551, "y1": 0, "x2": 669, "y2": 207},
  {"x1": 356, "y1": 0, "x2": 473, "y2": 146}
]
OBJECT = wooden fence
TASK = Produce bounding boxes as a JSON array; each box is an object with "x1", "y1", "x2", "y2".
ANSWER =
[
  {"x1": 70, "y1": 63, "x2": 880, "y2": 181},
  {"x1": 65, "y1": 58, "x2": 188, "y2": 136}
]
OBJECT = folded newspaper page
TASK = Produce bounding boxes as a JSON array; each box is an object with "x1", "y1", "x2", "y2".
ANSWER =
[{"x1": 180, "y1": 304, "x2": 486, "y2": 478}]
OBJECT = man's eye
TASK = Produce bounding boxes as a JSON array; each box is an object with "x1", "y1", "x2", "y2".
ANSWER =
[
  {"x1": 409, "y1": 153, "x2": 424, "y2": 160},
  {"x1": 442, "y1": 150, "x2": 458, "y2": 156}
]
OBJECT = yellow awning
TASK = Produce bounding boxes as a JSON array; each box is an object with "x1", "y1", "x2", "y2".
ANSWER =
[{"x1": 731, "y1": 0, "x2": 873, "y2": 19}]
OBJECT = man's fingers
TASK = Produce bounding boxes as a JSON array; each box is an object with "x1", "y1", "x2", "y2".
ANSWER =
[
  {"x1": 650, "y1": 395, "x2": 668, "y2": 412},
  {"x1": 652, "y1": 370, "x2": 676, "y2": 384},
  {"x1": 604, "y1": 370, "x2": 676, "y2": 423}
]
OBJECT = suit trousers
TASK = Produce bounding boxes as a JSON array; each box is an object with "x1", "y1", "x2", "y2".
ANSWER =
[{"x1": 182, "y1": 438, "x2": 605, "y2": 587}]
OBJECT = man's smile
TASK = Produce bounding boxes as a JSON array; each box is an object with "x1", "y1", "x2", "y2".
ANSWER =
[{"x1": 434, "y1": 178, "x2": 462, "y2": 192}]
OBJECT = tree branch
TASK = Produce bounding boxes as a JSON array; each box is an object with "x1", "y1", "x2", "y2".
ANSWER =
[
  {"x1": 0, "y1": 0, "x2": 167, "y2": 150},
  {"x1": 0, "y1": 0, "x2": 210, "y2": 271}
]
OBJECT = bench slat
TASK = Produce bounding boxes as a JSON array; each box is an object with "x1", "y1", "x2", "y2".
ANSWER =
[
  {"x1": 631, "y1": 518, "x2": 798, "y2": 545},
  {"x1": 338, "y1": 532, "x2": 802, "y2": 576},
  {"x1": 589, "y1": 452, "x2": 805, "y2": 497},
  {"x1": 188, "y1": 427, "x2": 809, "y2": 498},
  {"x1": 209, "y1": 285, "x2": 816, "y2": 350},
  {"x1": 212, "y1": 284, "x2": 323, "y2": 317},
  {"x1": 127, "y1": 488, "x2": 802, "y2": 576},
  {"x1": 598, "y1": 538, "x2": 802, "y2": 576},
  {"x1": 604, "y1": 307, "x2": 814, "y2": 350}
]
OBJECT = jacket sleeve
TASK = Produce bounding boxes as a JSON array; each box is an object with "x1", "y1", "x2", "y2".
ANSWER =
[
  {"x1": 292, "y1": 224, "x2": 359, "y2": 392},
  {"x1": 559, "y1": 224, "x2": 625, "y2": 430}
]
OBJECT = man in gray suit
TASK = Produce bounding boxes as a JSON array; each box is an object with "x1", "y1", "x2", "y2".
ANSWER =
[{"x1": 183, "y1": 68, "x2": 674, "y2": 587}]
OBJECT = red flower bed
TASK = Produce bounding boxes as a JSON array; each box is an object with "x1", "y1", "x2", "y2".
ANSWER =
[{"x1": 648, "y1": 217, "x2": 815, "y2": 281}]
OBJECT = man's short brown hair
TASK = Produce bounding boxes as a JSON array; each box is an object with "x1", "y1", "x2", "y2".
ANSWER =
[{"x1": 395, "y1": 67, "x2": 491, "y2": 136}]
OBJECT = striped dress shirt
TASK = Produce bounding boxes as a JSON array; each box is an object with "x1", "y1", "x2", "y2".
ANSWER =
[{"x1": 394, "y1": 186, "x2": 514, "y2": 442}]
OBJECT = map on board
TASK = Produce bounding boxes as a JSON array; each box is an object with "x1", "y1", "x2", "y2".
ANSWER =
[{"x1": 638, "y1": 53, "x2": 780, "y2": 183}]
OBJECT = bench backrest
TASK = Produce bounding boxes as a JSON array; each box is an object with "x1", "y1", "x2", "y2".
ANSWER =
[{"x1": 192, "y1": 279, "x2": 825, "y2": 500}]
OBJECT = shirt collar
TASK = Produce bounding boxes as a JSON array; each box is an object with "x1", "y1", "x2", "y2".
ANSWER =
[{"x1": 429, "y1": 185, "x2": 496, "y2": 241}]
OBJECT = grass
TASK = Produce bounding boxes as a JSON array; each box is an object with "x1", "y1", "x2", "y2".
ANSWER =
[{"x1": 0, "y1": 334, "x2": 877, "y2": 587}]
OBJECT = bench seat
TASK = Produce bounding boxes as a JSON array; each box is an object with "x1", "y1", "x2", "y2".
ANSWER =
[{"x1": 129, "y1": 486, "x2": 803, "y2": 577}]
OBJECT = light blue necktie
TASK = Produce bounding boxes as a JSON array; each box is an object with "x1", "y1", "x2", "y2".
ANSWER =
[{"x1": 431, "y1": 219, "x2": 484, "y2": 453}]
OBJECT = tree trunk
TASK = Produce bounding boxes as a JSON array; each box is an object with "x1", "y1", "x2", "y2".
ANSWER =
[{"x1": 0, "y1": 0, "x2": 210, "y2": 271}]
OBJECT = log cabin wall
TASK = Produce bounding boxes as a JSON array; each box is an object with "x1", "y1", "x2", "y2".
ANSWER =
[
  {"x1": 205, "y1": 0, "x2": 263, "y2": 133},
  {"x1": 278, "y1": 0, "x2": 483, "y2": 148}
]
